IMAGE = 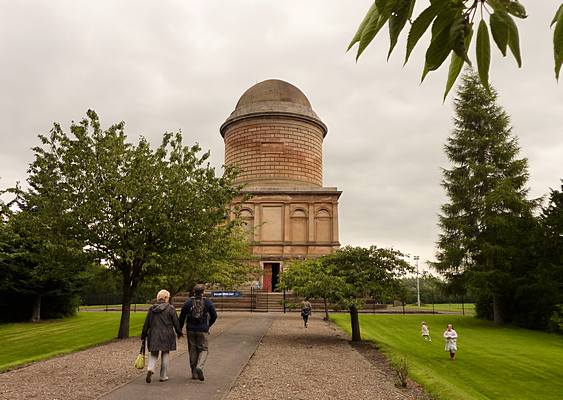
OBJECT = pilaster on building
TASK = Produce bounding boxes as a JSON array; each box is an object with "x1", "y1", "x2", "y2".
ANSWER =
[{"x1": 221, "y1": 79, "x2": 341, "y2": 292}]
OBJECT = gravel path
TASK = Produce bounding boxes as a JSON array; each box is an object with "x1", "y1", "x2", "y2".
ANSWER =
[
  {"x1": 225, "y1": 313, "x2": 430, "y2": 400},
  {"x1": 0, "y1": 312, "x2": 246, "y2": 400}
]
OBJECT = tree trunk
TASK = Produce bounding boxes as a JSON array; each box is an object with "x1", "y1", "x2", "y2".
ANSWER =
[
  {"x1": 323, "y1": 298, "x2": 329, "y2": 321},
  {"x1": 30, "y1": 294, "x2": 41, "y2": 322},
  {"x1": 118, "y1": 281, "x2": 135, "y2": 339},
  {"x1": 349, "y1": 305, "x2": 361, "y2": 342},
  {"x1": 492, "y1": 295, "x2": 504, "y2": 325}
]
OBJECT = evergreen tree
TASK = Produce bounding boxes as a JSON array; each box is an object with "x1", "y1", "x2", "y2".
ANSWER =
[{"x1": 434, "y1": 72, "x2": 535, "y2": 324}]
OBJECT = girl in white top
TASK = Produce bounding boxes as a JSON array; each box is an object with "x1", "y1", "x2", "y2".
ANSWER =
[
  {"x1": 443, "y1": 323, "x2": 458, "y2": 360},
  {"x1": 421, "y1": 321, "x2": 431, "y2": 341}
]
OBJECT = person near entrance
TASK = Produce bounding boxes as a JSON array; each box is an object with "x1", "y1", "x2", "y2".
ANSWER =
[
  {"x1": 301, "y1": 299, "x2": 312, "y2": 328},
  {"x1": 178, "y1": 284, "x2": 217, "y2": 381}
]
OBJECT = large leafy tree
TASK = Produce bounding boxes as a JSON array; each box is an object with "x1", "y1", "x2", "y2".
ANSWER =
[
  {"x1": 280, "y1": 246, "x2": 411, "y2": 341},
  {"x1": 434, "y1": 72, "x2": 535, "y2": 324},
  {"x1": 348, "y1": 1, "x2": 563, "y2": 99},
  {"x1": 145, "y1": 226, "x2": 258, "y2": 297},
  {"x1": 7, "y1": 110, "x2": 241, "y2": 338}
]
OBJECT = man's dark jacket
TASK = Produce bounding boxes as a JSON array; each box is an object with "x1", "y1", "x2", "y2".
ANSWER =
[{"x1": 178, "y1": 297, "x2": 217, "y2": 333}]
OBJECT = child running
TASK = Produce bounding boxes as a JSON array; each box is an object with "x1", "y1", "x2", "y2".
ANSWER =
[
  {"x1": 421, "y1": 321, "x2": 431, "y2": 341},
  {"x1": 443, "y1": 323, "x2": 458, "y2": 360}
]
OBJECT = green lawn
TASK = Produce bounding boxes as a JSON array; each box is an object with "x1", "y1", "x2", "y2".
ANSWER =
[
  {"x1": 404, "y1": 303, "x2": 476, "y2": 315},
  {"x1": 79, "y1": 304, "x2": 148, "y2": 310},
  {"x1": 331, "y1": 314, "x2": 563, "y2": 400},
  {"x1": 0, "y1": 312, "x2": 147, "y2": 372}
]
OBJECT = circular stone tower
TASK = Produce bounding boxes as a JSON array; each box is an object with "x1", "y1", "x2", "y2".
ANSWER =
[
  {"x1": 220, "y1": 79, "x2": 327, "y2": 188},
  {"x1": 222, "y1": 79, "x2": 341, "y2": 292}
]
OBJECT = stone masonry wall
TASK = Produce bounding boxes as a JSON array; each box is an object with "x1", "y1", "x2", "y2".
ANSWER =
[{"x1": 224, "y1": 117, "x2": 323, "y2": 187}]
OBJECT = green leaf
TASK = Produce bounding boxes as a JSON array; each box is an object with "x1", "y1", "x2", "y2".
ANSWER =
[
  {"x1": 388, "y1": 0, "x2": 413, "y2": 60},
  {"x1": 503, "y1": 0, "x2": 527, "y2": 19},
  {"x1": 444, "y1": 24, "x2": 473, "y2": 101},
  {"x1": 503, "y1": 13, "x2": 522, "y2": 67},
  {"x1": 421, "y1": 62, "x2": 430, "y2": 83},
  {"x1": 405, "y1": 5, "x2": 437, "y2": 64},
  {"x1": 425, "y1": 22, "x2": 453, "y2": 72},
  {"x1": 490, "y1": 12, "x2": 509, "y2": 56},
  {"x1": 554, "y1": 4, "x2": 563, "y2": 80},
  {"x1": 348, "y1": 2, "x2": 379, "y2": 51},
  {"x1": 450, "y1": 14, "x2": 470, "y2": 63},
  {"x1": 356, "y1": 8, "x2": 382, "y2": 59},
  {"x1": 551, "y1": 4, "x2": 563, "y2": 27},
  {"x1": 476, "y1": 20, "x2": 491, "y2": 91}
]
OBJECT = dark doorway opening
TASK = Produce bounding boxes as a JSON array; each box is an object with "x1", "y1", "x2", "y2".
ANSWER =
[
  {"x1": 271, "y1": 263, "x2": 280, "y2": 292},
  {"x1": 263, "y1": 262, "x2": 281, "y2": 292}
]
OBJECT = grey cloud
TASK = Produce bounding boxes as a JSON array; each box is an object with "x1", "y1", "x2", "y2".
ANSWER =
[{"x1": 0, "y1": 0, "x2": 561, "y2": 267}]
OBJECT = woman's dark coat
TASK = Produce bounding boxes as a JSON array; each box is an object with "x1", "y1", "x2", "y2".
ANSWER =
[{"x1": 141, "y1": 301, "x2": 181, "y2": 352}]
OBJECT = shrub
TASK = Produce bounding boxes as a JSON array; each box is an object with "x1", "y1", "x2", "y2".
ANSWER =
[{"x1": 393, "y1": 358, "x2": 409, "y2": 388}]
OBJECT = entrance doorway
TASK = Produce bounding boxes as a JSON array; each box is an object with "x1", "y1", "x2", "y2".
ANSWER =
[{"x1": 262, "y1": 262, "x2": 281, "y2": 292}]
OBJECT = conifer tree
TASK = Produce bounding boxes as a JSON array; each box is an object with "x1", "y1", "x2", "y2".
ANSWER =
[{"x1": 434, "y1": 72, "x2": 534, "y2": 324}]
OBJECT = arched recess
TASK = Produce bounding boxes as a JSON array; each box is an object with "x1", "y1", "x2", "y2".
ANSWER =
[
  {"x1": 290, "y1": 208, "x2": 307, "y2": 242},
  {"x1": 239, "y1": 208, "x2": 254, "y2": 241},
  {"x1": 315, "y1": 208, "x2": 331, "y2": 242}
]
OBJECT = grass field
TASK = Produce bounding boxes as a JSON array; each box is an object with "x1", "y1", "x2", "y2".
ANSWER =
[
  {"x1": 0, "y1": 312, "x2": 146, "y2": 372},
  {"x1": 403, "y1": 303, "x2": 476, "y2": 315},
  {"x1": 79, "y1": 304, "x2": 149, "y2": 310},
  {"x1": 331, "y1": 314, "x2": 563, "y2": 400}
]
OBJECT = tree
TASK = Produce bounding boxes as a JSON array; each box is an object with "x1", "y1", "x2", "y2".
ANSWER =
[
  {"x1": 145, "y1": 226, "x2": 258, "y2": 297},
  {"x1": 278, "y1": 258, "x2": 346, "y2": 320},
  {"x1": 0, "y1": 192, "x2": 89, "y2": 321},
  {"x1": 281, "y1": 246, "x2": 411, "y2": 341},
  {"x1": 433, "y1": 72, "x2": 535, "y2": 324},
  {"x1": 324, "y1": 246, "x2": 411, "y2": 341},
  {"x1": 6, "y1": 110, "x2": 242, "y2": 338},
  {"x1": 348, "y1": 1, "x2": 563, "y2": 99}
]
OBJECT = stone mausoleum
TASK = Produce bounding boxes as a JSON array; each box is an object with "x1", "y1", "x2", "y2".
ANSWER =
[{"x1": 220, "y1": 79, "x2": 341, "y2": 292}]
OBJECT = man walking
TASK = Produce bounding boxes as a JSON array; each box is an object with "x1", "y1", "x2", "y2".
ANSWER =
[{"x1": 179, "y1": 284, "x2": 217, "y2": 381}]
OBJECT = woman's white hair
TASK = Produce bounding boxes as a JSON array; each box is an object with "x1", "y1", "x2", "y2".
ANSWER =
[{"x1": 156, "y1": 289, "x2": 170, "y2": 302}]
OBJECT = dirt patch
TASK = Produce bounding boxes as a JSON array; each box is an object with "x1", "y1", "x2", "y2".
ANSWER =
[{"x1": 226, "y1": 313, "x2": 431, "y2": 400}]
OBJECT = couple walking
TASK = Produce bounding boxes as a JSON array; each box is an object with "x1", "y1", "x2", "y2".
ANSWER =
[{"x1": 140, "y1": 284, "x2": 217, "y2": 383}]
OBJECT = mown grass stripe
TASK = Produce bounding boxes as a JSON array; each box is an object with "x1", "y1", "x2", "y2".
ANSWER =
[
  {"x1": 0, "y1": 312, "x2": 146, "y2": 372},
  {"x1": 331, "y1": 314, "x2": 563, "y2": 400}
]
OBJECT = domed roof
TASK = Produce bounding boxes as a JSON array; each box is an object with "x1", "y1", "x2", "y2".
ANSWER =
[{"x1": 221, "y1": 79, "x2": 327, "y2": 136}]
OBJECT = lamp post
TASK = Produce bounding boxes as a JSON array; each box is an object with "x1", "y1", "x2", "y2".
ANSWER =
[{"x1": 414, "y1": 256, "x2": 420, "y2": 308}]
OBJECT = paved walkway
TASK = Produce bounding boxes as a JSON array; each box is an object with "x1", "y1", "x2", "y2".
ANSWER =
[{"x1": 100, "y1": 313, "x2": 275, "y2": 400}]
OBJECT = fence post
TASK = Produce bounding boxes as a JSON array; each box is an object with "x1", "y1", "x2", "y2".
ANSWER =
[
  {"x1": 432, "y1": 291, "x2": 435, "y2": 314},
  {"x1": 283, "y1": 289, "x2": 286, "y2": 314},
  {"x1": 461, "y1": 294, "x2": 465, "y2": 316}
]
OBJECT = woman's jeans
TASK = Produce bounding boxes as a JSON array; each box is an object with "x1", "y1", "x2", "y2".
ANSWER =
[{"x1": 148, "y1": 351, "x2": 170, "y2": 379}]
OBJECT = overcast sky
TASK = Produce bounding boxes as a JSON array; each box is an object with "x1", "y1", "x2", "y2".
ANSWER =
[{"x1": 1, "y1": 1, "x2": 561, "y2": 268}]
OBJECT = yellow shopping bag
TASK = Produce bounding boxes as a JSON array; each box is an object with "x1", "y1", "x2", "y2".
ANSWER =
[
  {"x1": 134, "y1": 353, "x2": 145, "y2": 369},
  {"x1": 134, "y1": 339, "x2": 146, "y2": 369}
]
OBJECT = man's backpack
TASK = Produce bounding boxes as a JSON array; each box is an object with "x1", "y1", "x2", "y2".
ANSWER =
[{"x1": 190, "y1": 297, "x2": 207, "y2": 323}]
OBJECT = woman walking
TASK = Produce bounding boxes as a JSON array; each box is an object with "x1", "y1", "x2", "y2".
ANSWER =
[
  {"x1": 443, "y1": 323, "x2": 458, "y2": 360},
  {"x1": 141, "y1": 289, "x2": 182, "y2": 383},
  {"x1": 301, "y1": 299, "x2": 312, "y2": 328}
]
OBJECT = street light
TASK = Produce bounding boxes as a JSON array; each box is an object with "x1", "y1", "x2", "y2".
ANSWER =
[{"x1": 414, "y1": 256, "x2": 420, "y2": 308}]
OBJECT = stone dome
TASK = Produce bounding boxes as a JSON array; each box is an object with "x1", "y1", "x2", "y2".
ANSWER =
[{"x1": 220, "y1": 79, "x2": 327, "y2": 137}]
